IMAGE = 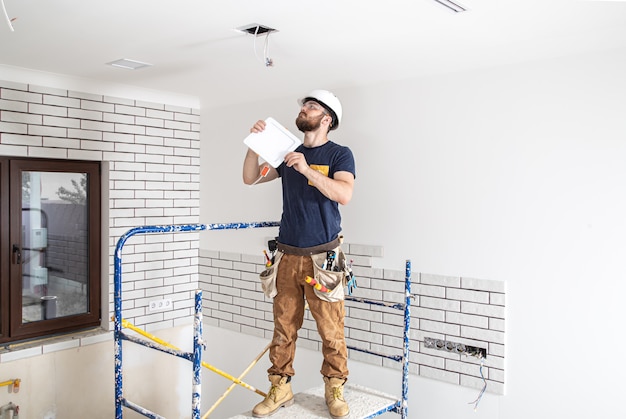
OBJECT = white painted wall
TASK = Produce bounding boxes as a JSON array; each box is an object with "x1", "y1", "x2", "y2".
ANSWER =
[{"x1": 201, "y1": 47, "x2": 626, "y2": 418}]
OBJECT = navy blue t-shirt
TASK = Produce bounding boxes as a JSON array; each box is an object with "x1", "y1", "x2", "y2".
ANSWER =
[{"x1": 276, "y1": 141, "x2": 355, "y2": 248}]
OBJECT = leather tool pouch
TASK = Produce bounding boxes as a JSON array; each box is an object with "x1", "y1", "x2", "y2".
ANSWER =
[
  {"x1": 310, "y1": 246, "x2": 348, "y2": 303},
  {"x1": 259, "y1": 250, "x2": 283, "y2": 298}
]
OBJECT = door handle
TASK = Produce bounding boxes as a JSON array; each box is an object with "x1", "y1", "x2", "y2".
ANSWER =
[{"x1": 12, "y1": 244, "x2": 21, "y2": 264}]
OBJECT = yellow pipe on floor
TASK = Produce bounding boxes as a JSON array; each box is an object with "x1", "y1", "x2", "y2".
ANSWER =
[{"x1": 120, "y1": 318, "x2": 266, "y2": 397}]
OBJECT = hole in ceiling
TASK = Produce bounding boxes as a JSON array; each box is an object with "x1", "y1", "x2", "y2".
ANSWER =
[{"x1": 236, "y1": 23, "x2": 278, "y2": 36}]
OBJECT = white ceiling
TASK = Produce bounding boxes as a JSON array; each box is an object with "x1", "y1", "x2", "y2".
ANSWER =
[{"x1": 1, "y1": 0, "x2": 626, "y2": 107}]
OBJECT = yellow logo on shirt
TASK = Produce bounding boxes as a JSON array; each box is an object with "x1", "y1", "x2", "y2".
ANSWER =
[{"x1": 309, "y1": 165, "x2": 329, "y2": 185}]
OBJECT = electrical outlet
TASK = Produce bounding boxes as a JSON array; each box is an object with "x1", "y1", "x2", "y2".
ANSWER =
[
  {"x1": 148, "y1": 298, "x2": 172, "y2": 312},
  {"x1": 424, "y1": 337, "x2": 486, "y2": 359}
]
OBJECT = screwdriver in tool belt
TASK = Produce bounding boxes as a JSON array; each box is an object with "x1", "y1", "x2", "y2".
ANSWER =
[
  {"x1": 305, "y1": 276, "x2": 331, "y2": 293},
  {"x1": 263, "y1": 250, "x2": 272, "y2": 267}
]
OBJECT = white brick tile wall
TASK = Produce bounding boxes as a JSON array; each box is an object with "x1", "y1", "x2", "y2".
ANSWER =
[
  {"x1": 44, "y1": 137, "x2": 79, "y2": 148},
  {"x1": 44, "y1": 115, "x2": 80, "y2": 128},
  {"x1": 3, "y1": 110, "x2": 42, "y2": 124},
  {"x1": 446, "y1": 311, "x2": 489, "y2": 328},
  {"x1": 3, "y1": 89, "x2": 43, "y2": 103},
  {"x1": 462, "y1": 276, "x2": 505, "y2": 293},
  {"x1": 29, "y1": 103, "x2": 67, "y2": 116},
  {"x1": 136, "y1": 116, "x2": 165, "y2": 128},
  {"x1": 30, "y1": 85, "x2": 67, "y2": 96},
  {"x1": 82, "y1": 119, "x2": 114, "y2": 132},
  {"x1": 461, "y1": 301, "x2": 505, "y2": 318},
  {"x1": 67, "y1": 149, "x2": 102, "y2": 160},
  {"x1": 115, "y1": 104, "x2": 145, "y2": 116},
  {"x1": 165, "y1": 120, "x2": 191, "y2": 131},
  {"x1": 136, "y1": 100, "x2": 164, "y2": 110},
  {"x1": 48, "y1": 96, "x2": 80, "y2": 108},
  {"x1": 489, "y1": 317, "x2": 506, "y2": 331},
  {"x1": 1, "y1": 98, "x2": 28, "y2": 111},
  {"x1": 81, "y1": 100, "x2": 114, "y2": 113},
  {"x1": 69, "y1": 91, "x2": 101, "y2": 101},
  {"x1": 104, "y1": 131, "x2": 134, "y2": 143},
  {"x1": 69, "y1": 128, "x2": 102, "y2": 140},
  {"x1": 29, "y1": 147, "x2": 67, "y2": 159},
  {"x1": 146, "y1": 127, "x2": 173, "y2": 137},
  {"x1": 1, "y1": 80, "x2": 200, "y2": 350},
  {"x1": 1, "y1": 133, "x2": 41, "y2": 146},
  {"x1": 70, "y1": 108, "x2": 103, "y2": 120},
  {"x1": 413, "y1": 307, "x2": 445, "y2": 322},
  {"x1": 116, "y1": 123, "x2": 145, "y2": 135},
  {"x1": 0, "y1": 121, "x2": 27, "y2": 134},
  {"x1": 81, "y1": 139, "x2": 114, "y2": 151},
  {"x1": 134, "y1": 135, "x2": 165, "y2": 146},
  {"x1": 490, "y1": 292, "x2": 505, "y2": 306},
  {"x1": 29, "y1": 124, "x2": 66, "y2": 137},
  {"x1": 105, "y1": 96, "x2": 134, "y2": 106},
  {"x1": 421, "y1": 273, "x2": 461, "y2": 288},
  {"x1": 414, "y1": 283, "x2": 446, "y2": 298},
  {"x1": 461, "y1": 326, "x2": 505, "y2": 344},
  {"x1": 104, "y1": 112, "x2": 133, "y2": 124},
  {"x1": 146, "y1": 109, "x2": 173, "y2": 120},
  {"x1": 0, "y1": 80, "x2": 26, "y2": 90},
  {"x1": 174, "y1": 113, "x2": 200, "y2": 123},
  {"x1": 198, "y1": 245, "x2": 507, "y2": 395},
  {"x1": 447, "y1": 287, "x2": 490, "y2": 303}
]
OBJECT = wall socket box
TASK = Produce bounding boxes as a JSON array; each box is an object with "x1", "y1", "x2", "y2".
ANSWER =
[
  {"x1": 424, "y1": 337, "x2": 487, "y2": 359},
  {"x1": 148, "y1": 298, "x2": 172, "y2": 312}
]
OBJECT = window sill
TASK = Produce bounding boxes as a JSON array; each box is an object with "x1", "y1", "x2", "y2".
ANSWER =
[{"x1": 0, "y1": 327, "x2": 112, "y2": 363}]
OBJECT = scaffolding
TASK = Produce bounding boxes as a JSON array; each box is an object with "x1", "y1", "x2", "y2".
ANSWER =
[
  {"x1": 228, "y1": 260, "x2": 412, "y2": 419},
  {"x1": 345, "y1": 259, "x2": 412, "y2": 418},
  {"x1": 113, "y1": 222, "x2": 411, "y2": 419},
  {"x1": 114, "y1": 222, "x2": 279, "y2": 419}
]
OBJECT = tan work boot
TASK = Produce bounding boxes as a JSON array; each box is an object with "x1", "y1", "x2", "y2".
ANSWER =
[
  {"x1": 252, "y1": 375, "x2": 294, "y2": 417},
  {"x1": 324, "y1": 377, "x2": 350, "y2": 419}
]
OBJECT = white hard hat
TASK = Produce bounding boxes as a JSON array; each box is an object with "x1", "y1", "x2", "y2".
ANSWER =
[{"x1": 298, "y1": 89, "x2": 342, "y2": 130}]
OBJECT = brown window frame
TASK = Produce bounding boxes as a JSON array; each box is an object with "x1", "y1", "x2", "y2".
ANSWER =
[{"x1": 0, "y1": 157, "x2": 101, "y2": 344}]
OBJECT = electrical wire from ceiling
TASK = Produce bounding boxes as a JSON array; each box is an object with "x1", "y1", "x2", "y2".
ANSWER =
[
  {"x1": 252, "y1": 25, "x2": 274, "y2": 68},
  {"x1": 1, "y1": 0, "x2": 15, "y2": 31}
]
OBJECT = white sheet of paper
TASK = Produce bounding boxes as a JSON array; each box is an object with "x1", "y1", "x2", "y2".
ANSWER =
[{"x1": 243, "y1": 117, "x2": 302, "y2": 168}]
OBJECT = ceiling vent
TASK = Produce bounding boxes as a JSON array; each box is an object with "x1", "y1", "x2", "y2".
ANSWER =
[
  {"x1": 106, "y1": 58, "x2": 152, "y2": 70},
  {"x1": 236, "y1": 23, "x2": 278, "y2": 36}
]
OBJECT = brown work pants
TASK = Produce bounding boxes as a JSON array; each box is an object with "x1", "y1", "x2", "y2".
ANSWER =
[{"x1": 268, "y1": 253, "x2": 349, "y2": 379}]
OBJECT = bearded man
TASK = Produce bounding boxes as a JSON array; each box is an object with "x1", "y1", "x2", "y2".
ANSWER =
[{"x1": 242, "y1": 90, "x2": 355, "y2": 419}]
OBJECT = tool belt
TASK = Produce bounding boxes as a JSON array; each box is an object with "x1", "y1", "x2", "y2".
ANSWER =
[
  {"x1": 259, "y1": 237, "x2": 349, "y2": 303},
  {"x1": 276, "y1": 237, "x2": 341, "y2": 256},
  {"x1": 259, "y1": 250, "x2": 283, "y2": 299}
]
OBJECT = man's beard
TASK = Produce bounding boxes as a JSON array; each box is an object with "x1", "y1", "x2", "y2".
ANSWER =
[{"x1": 296, "y1": 112, "x2": 324, "y2": 133}]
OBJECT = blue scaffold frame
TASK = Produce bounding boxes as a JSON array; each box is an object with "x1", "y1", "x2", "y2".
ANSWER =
[
  {"x1": 114, "y1": 222, "x2": 280, "y2": 419},
  {"x1": 345, "y1": 260, "x2": 412, "y2": 419}
]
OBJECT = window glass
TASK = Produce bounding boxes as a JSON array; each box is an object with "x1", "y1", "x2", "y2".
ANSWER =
[{"x1": 21, "y1": 172, "x2": 89, "y2": 323}]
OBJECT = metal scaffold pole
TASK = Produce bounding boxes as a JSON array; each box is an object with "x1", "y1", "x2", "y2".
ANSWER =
[{"x1": 113, "y1": 222, "x2": 280, "y2": 419}]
